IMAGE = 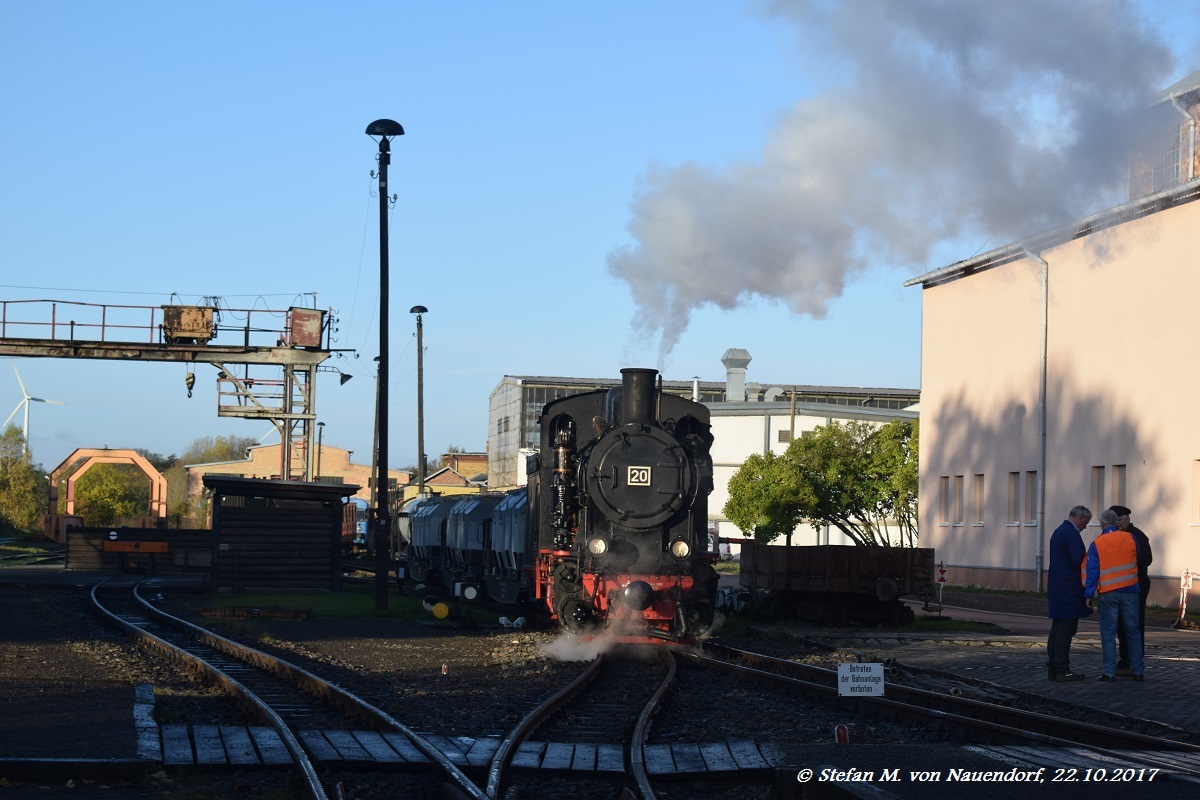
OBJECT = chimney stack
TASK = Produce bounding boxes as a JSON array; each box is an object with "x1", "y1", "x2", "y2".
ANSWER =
[{"x1": 721, "y1": 348, "x2": 751, "y2": 402}]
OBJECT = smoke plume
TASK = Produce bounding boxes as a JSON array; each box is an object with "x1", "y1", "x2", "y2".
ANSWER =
[{"x1": 607, "y1": 0, "x2": 1176, "y2": 360}]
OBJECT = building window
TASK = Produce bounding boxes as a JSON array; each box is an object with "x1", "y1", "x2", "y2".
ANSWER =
[
  {"x1": 1112, "y1": 464, "x2": 1126, "y2": 507},
  {"x1": 1091, "y1": 466, "x2": 1105, "y2": 520},
  {"x1": 938, "y1": 476, "x2": 950, "y2": 525},
  {"x1": 497, "y1": 419, "x2": 503, "y2": 435},
  {"x1": 952, "y1": 475, "x2": 964, "y2": 525},
  {"x1": 1008, "y1": 472, "x2": 1020, "y2": 525},
  {"x1": 1025, "y1": 471, "x2": 1038, "y2": 524},
  {"x1": 503, "y1": 417, "x2": 510, "y2": 432},
  {"x1": 1151, "y1": 114, "x2": 1183, "y2": 192},
  {"x1": 972, "y1": 474, "x2": 985, "y2": 525}
]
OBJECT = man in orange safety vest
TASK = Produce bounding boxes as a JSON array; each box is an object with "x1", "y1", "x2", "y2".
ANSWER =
[{"x1": 1083, "y1": 507, "x2": 1144, "y2": 682}]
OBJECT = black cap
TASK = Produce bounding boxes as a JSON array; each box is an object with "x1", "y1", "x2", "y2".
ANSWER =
[{"x1": 1109, "y1": 505, "x2": 1131, "y2": 517}]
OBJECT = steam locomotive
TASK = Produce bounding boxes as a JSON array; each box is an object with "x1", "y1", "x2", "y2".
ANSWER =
[
  {"x1": 532, "y1": 367, "x2": 717, "y2": 642},
  {"x1": 402, "y1": 367, "x2": 719, "y2": 643}
]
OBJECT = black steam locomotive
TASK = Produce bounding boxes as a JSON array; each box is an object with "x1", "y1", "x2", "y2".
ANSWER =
[
  {"x1": 401, "y1": 368, "x2": 719, "y2": 644},
  {"x1": 531, "y1": 367, "x2": 718, "y2": 642}
]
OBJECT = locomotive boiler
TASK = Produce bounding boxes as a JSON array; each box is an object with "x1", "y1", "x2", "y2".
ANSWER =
[{"x1": 531, "y1": 367, "x2": 718, "y2": 643}]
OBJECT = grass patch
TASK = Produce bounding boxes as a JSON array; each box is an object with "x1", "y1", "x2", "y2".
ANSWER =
[
  {"x1": 190, "y1": 582, "x2": 502, "y2": 624},
  {"x1": 0, "y1": 532, "x2": 58, "y2": 557},
  {"x1": 713, "y1": 561, "x2": 741, "y2": 575}
]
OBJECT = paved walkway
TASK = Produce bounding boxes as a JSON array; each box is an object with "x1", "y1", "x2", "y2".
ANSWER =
[{"x1": 805, "y1": 603, "x2": 1200, "y2": 737}]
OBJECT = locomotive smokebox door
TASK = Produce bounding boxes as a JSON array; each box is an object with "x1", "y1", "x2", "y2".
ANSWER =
[{"x1": 587, "y1": 426, "x2": 692, "y2": 528}]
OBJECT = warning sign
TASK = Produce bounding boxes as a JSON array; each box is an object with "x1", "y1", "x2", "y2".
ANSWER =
[
  {"x1": 937, "y1": 562, "x2": 948, "y2": 584},
  {"x1": 837, "y1": 663, "x2": 885, "y2": 696}
]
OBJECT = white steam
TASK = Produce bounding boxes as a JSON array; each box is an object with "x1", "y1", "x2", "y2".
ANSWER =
[
  {"x1": 608, "y1": 0, "x2": 1176, "y2": 360},
  {"x1": 538, "y1": 627, "x2": 627, "y2": 661}
]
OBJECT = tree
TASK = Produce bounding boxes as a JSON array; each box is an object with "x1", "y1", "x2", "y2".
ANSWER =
[
  {"x1": 73, "y1": 463, "x2": 150, "y2": 527},
  {"x1": 869, "y1": 420, "x2": 919, "y2": 547},
  {"x1": 135, "y1": 448, "x2": 177, "y2": 473},
  {"x1": 0, "y1": 426, "x2": 47, "y2": 533},
  {"x1": 723, "y1": 419, "x2": 920, "y2": 547},
  {"x1": 722, "y1": 451, "x2": 809, "y2": 545}
]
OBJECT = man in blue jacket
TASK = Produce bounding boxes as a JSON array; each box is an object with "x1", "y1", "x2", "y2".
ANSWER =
[{"x1": 1046, "y1": 505, "x2": 1091, "y2": 681}]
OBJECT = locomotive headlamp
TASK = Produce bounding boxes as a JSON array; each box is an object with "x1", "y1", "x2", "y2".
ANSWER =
[
  {"x1": 670, "y1": 539, "x2": 691, "y2": 559},
  {"x1": 586, "y1": 536, "x2": 609, "y2": 556}
]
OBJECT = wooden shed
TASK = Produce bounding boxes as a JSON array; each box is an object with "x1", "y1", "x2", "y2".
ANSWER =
[{"x1": 204, "y1": 475, "x2": 360, "y2": 591}]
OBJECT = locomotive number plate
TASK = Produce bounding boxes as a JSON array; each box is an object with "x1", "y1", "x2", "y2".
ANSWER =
[{"x1": 627, "y1": 466, "x2": 652, "y2": 486}]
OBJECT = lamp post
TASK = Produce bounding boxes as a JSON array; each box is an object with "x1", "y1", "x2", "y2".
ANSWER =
[
  {"x1": 316, "y1": 422, "x2": 325, "y2": 480},
  {"x1": 411, "y1": 305, "x2": 427, "y2": 496},
  {"x1": 366, "y1": 118, "x2": 404, "y2": 611}
]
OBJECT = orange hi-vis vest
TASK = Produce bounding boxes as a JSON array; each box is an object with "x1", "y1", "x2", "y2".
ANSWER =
[{"x1": 1086, "y1": 531, "x2": 1139, "y2": 593}]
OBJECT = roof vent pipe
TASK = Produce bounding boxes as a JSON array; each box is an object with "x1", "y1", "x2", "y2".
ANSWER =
[{"x1": 721, "y1": 348, "x2": 751, "y2": 402}]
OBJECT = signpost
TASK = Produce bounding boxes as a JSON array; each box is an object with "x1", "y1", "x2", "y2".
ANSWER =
[{"x1": 837, "y1": 663, "x2": 885, "y2": 696}]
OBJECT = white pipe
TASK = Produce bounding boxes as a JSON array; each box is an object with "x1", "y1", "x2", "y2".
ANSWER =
[{"x1": 1026, "y1": 251, "x2": 1049, "y2": 593}]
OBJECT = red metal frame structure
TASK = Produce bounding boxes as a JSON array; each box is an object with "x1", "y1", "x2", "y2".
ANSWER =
[{"x1": 46, "y1": 447, "x2": 168, "y2": 543}]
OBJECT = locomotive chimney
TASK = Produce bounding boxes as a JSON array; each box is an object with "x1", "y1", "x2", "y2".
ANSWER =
[{"x1": 621, "y1": 368, "x2": 657, "y2": 425}]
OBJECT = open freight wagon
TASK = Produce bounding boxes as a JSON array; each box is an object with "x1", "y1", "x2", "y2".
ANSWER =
[{"x1": 738, "y1": 542, "x2": 937, "y2": 626}]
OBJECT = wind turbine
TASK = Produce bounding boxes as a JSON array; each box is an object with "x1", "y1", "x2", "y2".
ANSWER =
[{"x1": 3, "y1": 364, "x2": 65, "y2": 454}]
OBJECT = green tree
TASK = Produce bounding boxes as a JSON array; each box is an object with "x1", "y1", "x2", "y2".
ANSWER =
[
  {"x1": 135, "y1": 448, "x2": 177, "y2": 473},
  {"x1": 723, "y1": 419, "x2": 919, "y2": 547},
  {"x1": 722, "y1": 451, "x2": 809, "y2": 545},
  {"x1": 0, "y1": 426, "x2": 47, "y2": 533},
  {"x1": 73, "y1": 463, "x2": 149, "y2": 527},
  {"x1": 869, "y1": 420, "x2": 919, "y2": 547}
]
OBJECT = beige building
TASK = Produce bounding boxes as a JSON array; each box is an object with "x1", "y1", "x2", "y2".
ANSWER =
[
  {"x1": 905, "y1": 74, "x2": 1200, "y2": 605},
  {"x1": 186, "y1": 443, "x2": 410, "y2": 505}
]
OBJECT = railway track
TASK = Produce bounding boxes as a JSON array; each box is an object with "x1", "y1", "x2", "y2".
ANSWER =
[
  {"x1": 668, "y1": 641, "x2": 1200, "y2": 787},
  {"x1": 487, "y1": 647, "x2": 675, "y2": 800},
  {"x1": 90, "y1": 580, "x2": 489, "y2": 800}
]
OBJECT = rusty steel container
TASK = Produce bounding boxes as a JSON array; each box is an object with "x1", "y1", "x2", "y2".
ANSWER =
[{"x1": 161, "y1": 306, "x2": 216, "y2": 344}]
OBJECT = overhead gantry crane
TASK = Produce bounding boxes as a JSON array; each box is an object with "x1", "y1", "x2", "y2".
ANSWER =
[{"x1": 0, "y1": 298, "x2": 341, "y2": 481}]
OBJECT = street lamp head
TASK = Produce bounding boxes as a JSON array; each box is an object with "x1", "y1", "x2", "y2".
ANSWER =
[
  {"x1": 317, "y1": 421, "x2": 325, "y2": 428},
  {"x1": 410, "y1": 305, "x2": 428, "y2": 316},
  {"x1": 365, "y1": 119, "x2": 405, "y2": 142}
]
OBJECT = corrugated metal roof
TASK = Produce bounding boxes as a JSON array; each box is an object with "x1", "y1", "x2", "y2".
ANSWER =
[
  {"x1": 904, "y1": 178, "x2": 1200, "y2": 289},
  {"x1": 1155, "y1": 69, "x2": 1200, "y2": 103},
  {"x1": 503, "y1": 375, "x2": 917, "y2": 397}
]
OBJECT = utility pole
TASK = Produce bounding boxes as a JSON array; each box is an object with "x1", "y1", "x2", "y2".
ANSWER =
[
  {"x1": 411, "y1": 305, "x2": 427, "y2": 496},
  {"x1": 366, "y1": 119, "x2": 404, "y2": 610}
]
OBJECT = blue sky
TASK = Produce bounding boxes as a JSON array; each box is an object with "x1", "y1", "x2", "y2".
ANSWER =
[{"x1": 1, "y1": 2, "x2": 1197, "y2": 475}]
